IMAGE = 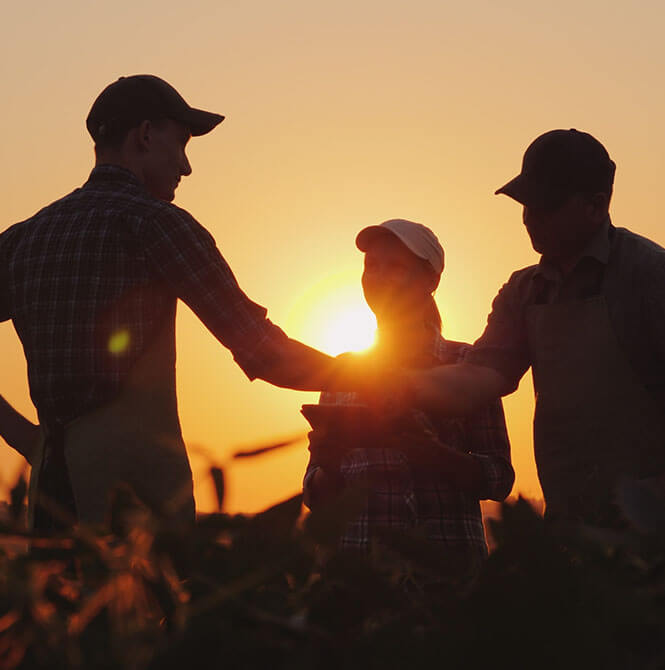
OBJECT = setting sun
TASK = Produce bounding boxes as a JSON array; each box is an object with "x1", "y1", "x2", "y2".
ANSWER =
[{"x1": 285, "y1": 270, "x2": 377, "y2": 356}]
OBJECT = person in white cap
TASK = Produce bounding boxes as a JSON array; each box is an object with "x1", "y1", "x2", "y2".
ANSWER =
[{"x1": 302, "y1": 219, "x2": 514, "y2": 566}]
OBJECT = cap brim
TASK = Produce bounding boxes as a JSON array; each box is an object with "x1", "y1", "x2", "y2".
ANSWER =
[
  {"x1": 355, "y1": 226, "x2": 396, "y2": 252},
  {"x1": 495, "y1": 174, "x2": 531, "y2": 205},
  {"x1": 180, "y1": 107, "x2": 225, "y2": 136},
  {"x1": 496, "y1": 173, "x2": 570, "y2": 210}
]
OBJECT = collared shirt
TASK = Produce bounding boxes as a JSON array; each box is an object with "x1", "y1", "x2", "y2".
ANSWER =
[
  {"x1": 303, "y1": 334, "x2": 514, "y2": 555},
  {"x1": 467, "y1": 220, "x2": 665, "y2": 404},
  {"x1": 0, "y1": 165, "x2": 289, "y2": 427}
]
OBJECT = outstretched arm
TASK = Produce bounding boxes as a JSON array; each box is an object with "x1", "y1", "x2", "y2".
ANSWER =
[
  {"x1": 254, "y1": 338, "x2": 394, "y2": 392},
  {"x1": 406, "y1": 362, "x2": 514, "y2": 416},
  {"x1": 142, "y1": 209, "x2": 377, "y2": 392},
  {"x1": 0, "y1": 396, "x2": 39, "y2": 464}
]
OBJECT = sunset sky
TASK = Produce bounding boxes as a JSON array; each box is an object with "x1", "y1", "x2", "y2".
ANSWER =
[{"x1": 2, "y1": 0, "x2": 665, "y2": 513}]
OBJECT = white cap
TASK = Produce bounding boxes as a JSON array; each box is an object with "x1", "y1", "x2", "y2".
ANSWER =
[{"x1": 355, "y1": 218, "x2": 444, "y2": 276}]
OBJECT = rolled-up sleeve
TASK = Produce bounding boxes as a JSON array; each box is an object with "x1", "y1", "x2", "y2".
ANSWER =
[
  {"x1": 465, "y1": 268, "x2": 534, "y2": 393},
  {"x1": 466, "y1": 398, "x2": 515, "y2": 501},
  {"x1": 142, "y1": 207, "x2": 290, "y2": 380}
]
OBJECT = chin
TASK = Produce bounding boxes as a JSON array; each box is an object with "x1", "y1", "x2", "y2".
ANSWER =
[{"x1": 529, "y1": 237, "x2": 545, "y2": 254}]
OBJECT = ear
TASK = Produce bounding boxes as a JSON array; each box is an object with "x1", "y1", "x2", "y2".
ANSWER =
[{"x1": 134, "y1": 120, "x2": 153, "y2": 152}]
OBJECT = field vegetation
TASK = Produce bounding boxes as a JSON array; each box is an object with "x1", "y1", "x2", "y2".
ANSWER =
[{"x1": 0, "y1": 445, "x2": 664, "y2": 669}]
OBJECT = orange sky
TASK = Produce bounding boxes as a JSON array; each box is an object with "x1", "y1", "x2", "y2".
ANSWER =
[{"x1": 2, "y1": 0, "x2": 665, "y2": 512}]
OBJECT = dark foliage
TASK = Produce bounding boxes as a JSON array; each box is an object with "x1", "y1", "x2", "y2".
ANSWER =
[{"x1": 1, "y1": 470, "x2": 664, "y2": 669}]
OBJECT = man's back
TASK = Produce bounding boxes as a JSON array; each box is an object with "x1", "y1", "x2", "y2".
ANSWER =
[
  {"x1": 0, "y1": 164, "x2": 281, "y2": 430},
  {"x1": 0, "y1": 166, "x2": 183, "y2": 427}
]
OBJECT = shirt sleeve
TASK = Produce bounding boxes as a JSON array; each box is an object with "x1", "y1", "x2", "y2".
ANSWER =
[
  {"x1": 0, "y1": 236, "x2": 10, "y2": 322},
  {"x1": 465, "y1": 269, "x2": 534, "y2": 393},
  {"x1": 465, "y1": 398, "x2": 515, "y2": 501},
  {"x1": 142, "y1": 207, "x2": 289, "y2": 380}
]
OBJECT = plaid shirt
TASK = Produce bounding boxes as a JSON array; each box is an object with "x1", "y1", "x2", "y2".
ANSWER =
[
  {"x1": 0, "y1": 165, "x2": 288, "y2": 427},
  {"x1": 304, "y1": 335, "x2": 514, "y2": 556}
]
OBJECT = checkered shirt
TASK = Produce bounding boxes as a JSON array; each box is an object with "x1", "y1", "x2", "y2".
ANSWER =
[
  {"x1": 303, "y1": 335, "x2": 514, "y2": 556},
  {"x1": 0, "y1": 165, "x2": 288, "y2": 427}
]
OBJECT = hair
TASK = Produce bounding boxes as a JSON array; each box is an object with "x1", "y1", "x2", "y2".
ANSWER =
[
  {"x1": 417, "y1": 258, "x2": 442, "y2": 333},
  {"x1": 424, "y1": 294, "x2": 442, "y2": 333},
  {"x1": 93, "y1": 120, "x2": 139, "y2": 154},
  {"x1": 94, "y1": 117, "x2": 168, "y2": 155}
]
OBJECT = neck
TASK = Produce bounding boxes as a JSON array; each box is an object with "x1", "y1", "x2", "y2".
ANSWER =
[
  {"x1": 551, "y1": 251, "x2": 584, "y2": 277},
  {"x1": 95, "y1": 152, "x2": 145, "y2": 185},
  {"x1": 547, "y1": 224, "x2": 606, "y2": 277}
]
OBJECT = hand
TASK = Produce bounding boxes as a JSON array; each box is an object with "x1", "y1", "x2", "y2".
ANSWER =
[
  {"x1": 308, "y1": 430, "x2": 344, "y2": 471},
  {"x1": 358, "y1": 367, "x2": 416, "y2": 421},
  {"x1": 303, "y1": 466, "x2": 343, "y2": 509}
]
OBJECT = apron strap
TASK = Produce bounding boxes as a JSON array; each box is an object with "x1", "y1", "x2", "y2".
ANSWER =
[{"x1": 33, "y1": 423, "x2": 77, "y2": 533}]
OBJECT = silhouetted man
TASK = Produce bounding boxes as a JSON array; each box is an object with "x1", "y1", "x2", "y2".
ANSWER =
[
  {"x1": 406, "y1": 129, "x2": 665, "y2": 526},
  {"x1": 0, "y1": 75, "x2": 359, "y2": 529}
]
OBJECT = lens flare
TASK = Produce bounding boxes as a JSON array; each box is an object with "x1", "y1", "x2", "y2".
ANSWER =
[{"x1": 108, "y1": 329, "x2": 130, "y2": 355}]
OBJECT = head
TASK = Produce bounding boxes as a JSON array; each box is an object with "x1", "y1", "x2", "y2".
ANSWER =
[
  {"x1": 86, "y1": 75, "x2": 224, "y2": 201},
  {"x1": 356, "y1": 219, "x2": 444, "y2": 332},
  {"x1": 495, "y1": 129, "x2": 615, "y2": 262}
]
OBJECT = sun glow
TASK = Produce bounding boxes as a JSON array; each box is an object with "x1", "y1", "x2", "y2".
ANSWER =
[{"x1": 285, "y1": 271, "x2": 377, "y2": 356}]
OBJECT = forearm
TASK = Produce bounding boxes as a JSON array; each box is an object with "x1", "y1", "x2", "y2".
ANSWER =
[
  {"x1": 0, "y1": 396, "x2": 39, "y2": 464},
  {"x1": 407, "y1": 363, "x2": 512, "y2": 416},
  {"x1": 258, "y1": 338, "x2": 372, "y2": 392},
  {"x1": 257, "y1": 339, "x2": 338, "y2": 391}
]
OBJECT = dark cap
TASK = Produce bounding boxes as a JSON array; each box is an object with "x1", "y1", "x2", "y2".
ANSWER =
[
  {"x1": 495, "y1": 129, "x2": 616, "y2": 209},
  {"x1": 86, "y1": 74, "x2": 224, "y2": 143}
]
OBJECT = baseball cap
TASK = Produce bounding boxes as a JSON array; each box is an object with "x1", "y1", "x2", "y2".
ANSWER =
[
  {"x1": 356, "y1": 219, "x2": 444, "y2": 275},
  {"x1": 86, "y1": 74, "x2": 224, "y2": 142},
  {"x1": 495, "y1": 129, "x2": 616, "y2": 209}
]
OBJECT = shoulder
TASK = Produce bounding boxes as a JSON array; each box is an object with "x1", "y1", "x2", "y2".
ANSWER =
[
  {"x1": 606, "y1": 227, "x2": 665, "y2": 302},
  {"x1": 2, "y1": 186, "x2": 83, "y2": 233},
  {"x1": 135, "y1": 196, "x2": 196, "y2": 225},
  {"x1": 613, "y1": 227, "x2": 665, "y2": 272},
  {"x1": 0, "y1": 220, "x2": 26, "y2": 246},
  {"x1": 481, "y1": 264, "x2": 541, "y2": 320},
  {"x1": 0, "y1": 202, "x2": 66, "y2": 254},
  {"x1": 138, "y1": 199, "x2": 215, "y2": 243},
  {"x1": 500, "y1": 264, "x2": 541, "y2": 293}
]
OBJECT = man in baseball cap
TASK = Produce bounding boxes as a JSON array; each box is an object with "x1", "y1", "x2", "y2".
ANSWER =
[
  {"x1": 495, "y1": 128, "x2": 616, "y2": 211},
  {"x1": 401, "y1": 129, "x2": 665, "y2": 528},
  {"x1": 0, "y1": 74, "x2": 367, "y2": 530}
]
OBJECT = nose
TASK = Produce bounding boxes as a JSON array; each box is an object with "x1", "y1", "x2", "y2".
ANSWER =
[
  {"x1": 522, "y1": 206, "x2": 540, "y2": 232},
  {"x1": 181, "y1": 153, "x2": 192, "y2": 177}
]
